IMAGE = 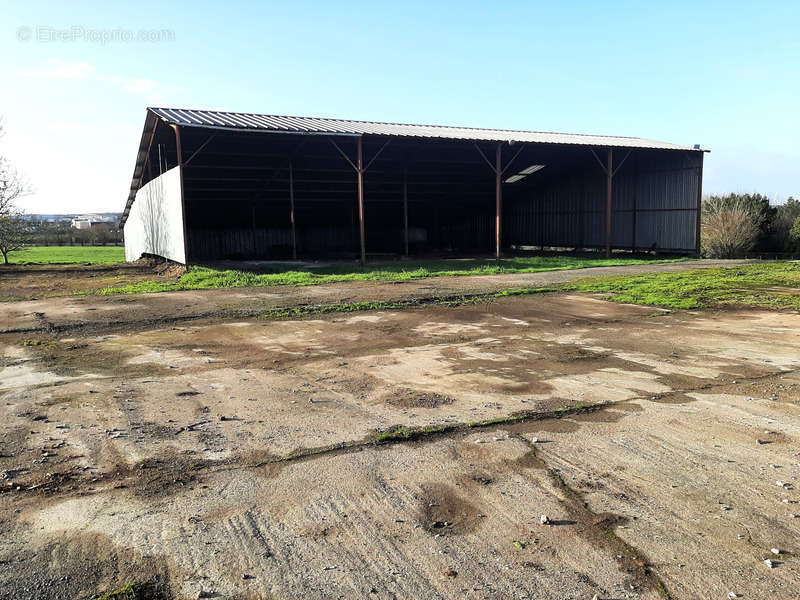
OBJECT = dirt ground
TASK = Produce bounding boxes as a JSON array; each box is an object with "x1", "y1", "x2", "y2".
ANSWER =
[
  {"x1": 1, "y1": 264, "x2": 798, "y2": 599},
  {"x1": 0, "y1": 259, "x2": 752, "y2": 334},
  {"x1": 0, "y1": 263, "x2": 180, "y2": 301}
]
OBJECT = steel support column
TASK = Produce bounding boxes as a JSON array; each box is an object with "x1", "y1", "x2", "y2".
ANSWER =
[
  {"x1": 171, "y1": 124, "x2": 190, "y2": 265},
  {"x1": 605, "y1": 148, "x2": 613, "y2": 258},
  {"x1": 695, "y1": 152, "x2": 704, "y2": 256},
  {"x1": 357, "y1": 136, "x2": 366, "y2": 265},
  {"x1": 403, "y1": 166, "x2": 409, "y2": 257},
  {"x1": 289, "y1": 160, "x2": 297, "y2": 260},
  {"x1": 495, "y1": 143, "x2": 502, "y2": 259}
]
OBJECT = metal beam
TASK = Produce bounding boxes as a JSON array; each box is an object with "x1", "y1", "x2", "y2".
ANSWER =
[
  {"x1": 329, "y1": 137, "x2": 357, "y2": 171},
  {"x1": 357, "y1": 136, "x2": 366, "y2": 265},
  {"x1": 289, "y1": 160, "x2": 297, "y2": 260},
  {"x1": 611, "y1": 149, "x2": 632, "y2": 177},
  {"x1": 139, "y1": 120, "x2": 158, "y2": 189},
  {"x1": 590, "y1": 148, "x2": 608, "y2": 175},
  {"x1": 695, "y1": 153, "x2": 704, "y2": 256},
  {"x1": 605, "y1": 148, "x2": 613, "y2": 258},
  {"x1": 403, "y1": 166, "x2": 409, "y2": 257},
  {"x1": 184, "y1": 134, "x2": 216, "y2": 166},
  {"x1": 500, "y1": 144, "x2": 525, "y2": 176},
  {"x1": 364, "y1": 139, "x2": 391, "y2": 172},
  {"x1": 474, "y1": 143, "x2": 496, "y2": 173},
  {"x1": 495, "y1": 142, "x2": 502, "y2": 258},
  {"x1": 172, "y1": 124, "x2": 190, "y2": 265}
]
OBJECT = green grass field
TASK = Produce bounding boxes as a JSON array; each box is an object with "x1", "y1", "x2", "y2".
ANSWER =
[
  {"x1": 6, "y1": 246, "x2": 125, "y2": 265},
  {"x1": 568, "y1": 262, "x2": 800, "y2": 309},
  {"x1": 97, "y1": 255, "x2": 683, "y2": 295}
]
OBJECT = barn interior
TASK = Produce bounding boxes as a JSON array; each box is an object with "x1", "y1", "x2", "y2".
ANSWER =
[{"x1": 127, "y1": 111, "x2": 703, "y2": 263}]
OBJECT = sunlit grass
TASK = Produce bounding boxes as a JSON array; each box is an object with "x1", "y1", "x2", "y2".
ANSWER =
[
  {"x1": 6, "y1": 246, "x2": 124, "y2": 264},
  {"x1": 569, "y1": 262, "x2": 800, "y2": 309},
  {"x1": 96, "y1": 255, "x2": 682, "y2": 295}
]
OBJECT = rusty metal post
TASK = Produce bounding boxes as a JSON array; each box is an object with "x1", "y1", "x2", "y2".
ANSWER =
[
  {"x1": 251, "y1": 199, "x2": 257, "y2": 257},
  {"x1": 495, "y1": 142, "x2": 502, "y2": 258},
  {"x1": 632, "y1": 169, "x2": 638, "y2": 252},
  {"x1": 695, "y1": 152, "x2": 704, "y2": 256},
  {"x1": 403, "y1": 166, "x2": 409, "y2": 257},
  {"x1": 289, "y1": 160, "x2": 297, "y2": 260},
  {"x1": 605, "y1": 148, "x2": 613, "y2": 258},
  {"x1": 171, "y1": 124, "x2": 190, "y2": 265},
  {"x1": 357, "y1": 137, "x2": 366, "y2": 265}
]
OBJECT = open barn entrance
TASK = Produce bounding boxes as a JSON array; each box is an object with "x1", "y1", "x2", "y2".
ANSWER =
[{"x1": 122, "y1": 108, "x2": 704, "y2": 265}]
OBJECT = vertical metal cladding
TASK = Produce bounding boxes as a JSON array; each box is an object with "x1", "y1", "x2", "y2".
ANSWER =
[{"x1": 505, "y1": 150, "x2": 701, "y2": 251}]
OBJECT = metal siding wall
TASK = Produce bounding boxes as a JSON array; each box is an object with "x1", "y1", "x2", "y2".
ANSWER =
[
  {"x1": 506, "y1": 151, "x2": 700, "y2": 251},
  {"x1": 123, "y1": 167, "x2": 186, "y2": 263}
]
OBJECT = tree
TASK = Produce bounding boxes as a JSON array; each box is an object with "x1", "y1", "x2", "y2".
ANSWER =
[
  {"x1": 789, "y1": 217, "x2": 800, "y2": 253},
  {"x1": 773, "y1": 197, "x2": 800, "y2": 251},
  {"x1": 0, "y1": 210, "x2": 27, "y2": 264},
  {"x1": 0, "y1": 123, "x2": 31, "y2": 263}
]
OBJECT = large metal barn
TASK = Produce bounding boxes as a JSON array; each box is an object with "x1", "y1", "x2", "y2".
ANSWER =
[{"x1": 121, "y1": 108, "x2": 706, "y2": 265}]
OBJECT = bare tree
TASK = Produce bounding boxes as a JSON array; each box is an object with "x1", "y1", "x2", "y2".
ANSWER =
[{"x1": 0, "y1": 122, "x2": 32, "y2": 264}]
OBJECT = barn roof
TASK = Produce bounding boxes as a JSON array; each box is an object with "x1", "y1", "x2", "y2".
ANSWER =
[{"x1": 149, "y1": 107, "x2": 697, "y2": 150}]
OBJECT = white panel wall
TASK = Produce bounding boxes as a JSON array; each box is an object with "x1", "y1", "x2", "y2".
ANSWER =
[{"x1": 123, "y1": 167, "x2": 186, "y2": 264}]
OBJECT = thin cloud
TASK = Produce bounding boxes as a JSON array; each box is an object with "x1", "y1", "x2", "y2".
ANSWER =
[
  {"x1": 25, "y1": 58, "x2": 165, "y2": 99},
  {"x1": 26, "y1": 58, "x2": 96, "y2": 80},
  {"x1": 120, "y1": 77, "x2": 160, "y2": 95}
]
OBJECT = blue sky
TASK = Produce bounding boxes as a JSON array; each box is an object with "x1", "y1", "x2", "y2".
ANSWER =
[{"x1": 2, "y1": 0, "x2": 798, "y2": 213}]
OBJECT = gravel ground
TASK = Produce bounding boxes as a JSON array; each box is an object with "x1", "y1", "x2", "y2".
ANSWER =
[{"x1": 1, "y1": 266, "x2": 798, "y2": 600}]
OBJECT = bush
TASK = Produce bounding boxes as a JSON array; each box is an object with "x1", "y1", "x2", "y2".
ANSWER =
[
  {"x1": 701, "y1": 200, "x2": 759, "y2": 258},
  {"x1": 703, "y1": 193, "x2": 777, "y2": 253}
]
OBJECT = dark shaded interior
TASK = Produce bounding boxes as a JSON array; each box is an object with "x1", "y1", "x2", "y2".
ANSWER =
[{"x1": 141, "y1": 120, "x2": 703, "y2": 261}]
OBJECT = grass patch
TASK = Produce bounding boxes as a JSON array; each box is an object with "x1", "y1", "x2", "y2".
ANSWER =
[
  {"x1": 96, "y1": 583, "x2": 139, "y2": 600},
  {"x1": 569, "y1": 262, "x2": 800, "y2": 309},
  {"x1": 260, "y1": 293, "x2": 518, "y2": 320},
  {"x1": 374, "y1": 425, "x2": 451, "y2": 443},
  {"x1": 6, "y1": 246, "x2": 124, "y2": 264},
  {"x1": 95, "y1": 255, "x2": 682, "y2": 295}
]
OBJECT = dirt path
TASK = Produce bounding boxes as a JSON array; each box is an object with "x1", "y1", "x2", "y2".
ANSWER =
[
  {"x1": 1, "y1": 290, "x2": 798, "y2": 599},
  {"x1": 0, "y1": 259, "x2": 754, "y2": 335}
]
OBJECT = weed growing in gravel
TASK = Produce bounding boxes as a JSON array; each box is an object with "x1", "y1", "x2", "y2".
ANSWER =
[
  {"x1": 96, "y1": 583, "x2": 139, "y2": 600},
  {"x1": 374, "y1": 425, "x2": 451, "y2": 443}
]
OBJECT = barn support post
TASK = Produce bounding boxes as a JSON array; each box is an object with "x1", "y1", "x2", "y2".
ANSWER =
[
  {"x1": 695, "y1": 152, "x2": 704, "y2": 256},
  {"x1": 632, "y1": 169, "x2": 639, "y2": 252},
  {"x1": 330, "y1": 135, "x2": 391, "y2": 265},
  {"x1": 495, "y1": 142, "x2": 502, "y2": 259},
  {"x1": 171, "y1": 124, "x2": 190, "y2": 266},
  {"x1": 251, "y1": 200, "x2": 256, "y2": 256},
  {"x1": 474, "y1": 141, "x2": 524, "y2": 259},
  {"x1": 357, "y1": 136, "x2": 366, "y2": 265},
  {"x1": 605, "y1": 148, "x2": 613, "y2": 258},
  {"x1": 403, "y1": 166, "x2": 409, "y2": 257},
  {"x1": 289, "y1": 160, "x2": 297, "y2": 260}
]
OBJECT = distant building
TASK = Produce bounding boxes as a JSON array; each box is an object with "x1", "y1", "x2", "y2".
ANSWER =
[
  {"x1": 71, "y1": 217, "x2": 114, "y2": 231},
  {"x1": 71, "y1": 218, "x2": 92, "y2": 230}
]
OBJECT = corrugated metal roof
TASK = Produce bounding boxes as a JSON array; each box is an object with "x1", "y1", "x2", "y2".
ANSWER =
[
  {"x1": 122, "y1": 107, "x2": 705, "y2": 225},
  {"x1": 149, "y1": 107, "x2": 697, "y2": 151}
]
